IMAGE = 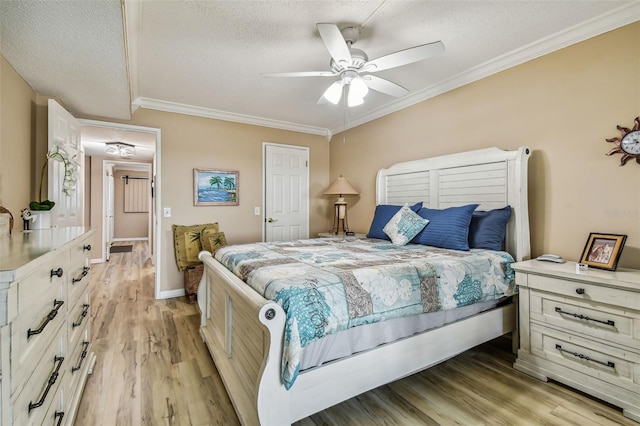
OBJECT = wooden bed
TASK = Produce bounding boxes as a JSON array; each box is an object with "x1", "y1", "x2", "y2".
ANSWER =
[{"x1": 198, "y1": 146, "x2": 531, "y2": 425}]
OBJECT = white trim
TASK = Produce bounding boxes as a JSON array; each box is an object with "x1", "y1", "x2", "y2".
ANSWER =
[
  {"x1": 112, "y1": 237, "x2": 149, "y2": 242},
  {"x1": 133, "y1": 97, "x2": 331, "y2": 138},
  {"x1": 158, "y1": 288, "x2": 185, "y2": 300}
]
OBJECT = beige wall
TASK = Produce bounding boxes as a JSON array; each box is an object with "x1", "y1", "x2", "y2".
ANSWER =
[
  {"x1": 330, "y1": 23, "x2": 640, "y2": 269},
  {"x1": 0, "y1": 56, "x2": 36, "y2": 217}
]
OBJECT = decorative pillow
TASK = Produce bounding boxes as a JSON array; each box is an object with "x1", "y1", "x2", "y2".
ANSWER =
[
  {"x1": 383, "y1": 205, "x2": 429, "y2": 245},
  {"x1": 411, "y1": 204, "x2": 479, "y2": 250},
  {"x1": 367, "y1": 202, "x2": 423, "y2": 240},
  {"x1": 172, "y1": 222, "x2": 219, "y2": 271},
  {"x1": 201, "y1": 231, "x2": 227, "y2": 254},
  {"x1": 468, "y1": 206, "x2": 512, "y2": 251}
]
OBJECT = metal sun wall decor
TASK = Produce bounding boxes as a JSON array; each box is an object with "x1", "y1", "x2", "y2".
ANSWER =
[
  {"x1": 605, "y1": 117, "x2": 640, "y2": 166},
  {"x1": 194, "y1": 168, "x2": 239, "y2": 206}
]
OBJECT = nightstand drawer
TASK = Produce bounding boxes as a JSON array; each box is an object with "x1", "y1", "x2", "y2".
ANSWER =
[
  {"x1": 530, "y1": 324, "x2": 640, "y2": 393},
  {"x1": 526, "y1": 274, "x2": 640, "y2": 311},
  {"x1": 529, "y1": 289, "x2": 640, "y2": 350}
]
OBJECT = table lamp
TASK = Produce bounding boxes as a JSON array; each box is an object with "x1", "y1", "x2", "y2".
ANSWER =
[{"x1": 323, "y1": 175, "x2": 359, "y2": 234}]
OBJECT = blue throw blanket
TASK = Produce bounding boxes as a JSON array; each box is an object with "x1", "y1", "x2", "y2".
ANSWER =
[{"x1": 215, "y1": 237, "x2": 515, "y2": 389}]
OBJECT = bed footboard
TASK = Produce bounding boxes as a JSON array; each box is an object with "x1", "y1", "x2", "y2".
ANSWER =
[{"x1": 198, "y1": 251, "x2": 290, "y2": 425}]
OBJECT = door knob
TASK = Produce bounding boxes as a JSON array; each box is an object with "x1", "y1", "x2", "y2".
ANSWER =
[{"x1": 267, "y1": 218, "x2": 278, "y2": 223}]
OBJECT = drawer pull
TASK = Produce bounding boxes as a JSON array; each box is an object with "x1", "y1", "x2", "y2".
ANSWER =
[
  {"x1": 83, "y1": 244, "x2": 92, "y2": 251},
  {"x1": 554, "y1": 307, "x2": 615, "y2": 327},
  {"x1": 72, "y1": 304, "x2": 90, "y2": 328},
  {"x1": 575, "y1": 288, "x2": 585, "y2": 295},
  {"x1": 50, "y1": 267, "x2": 64, "y2": 278},
  {"x1": 27, "y1": 299, "x2": 65, "y2": 338},
  {"x1": 72, "y1": 341, "x2": 90, "y2": 373},
  {"x1": 55, "y1": 411, "x2": 65, "y2": 426},
  {"x1": 28, "y1": 356, "x2": 64, "y2": 412},
  {"x1": 555, "y1": 344, "x2": 615, "y2": 369},
  {"x1": 72, "y1": 266, "x2": 91, "y2": 284}
]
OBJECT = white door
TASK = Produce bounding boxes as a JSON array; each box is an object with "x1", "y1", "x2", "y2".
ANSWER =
[
  {"x1": 264, "y1": 143, "x2": 309, "y2": 242},
  {"x1": 48, "y1": 99, "x2": 83, "y2": 227}
]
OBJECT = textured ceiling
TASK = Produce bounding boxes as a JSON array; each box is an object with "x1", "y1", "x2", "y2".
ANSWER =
[{"x1": 2, "y1": 1, "x2": 639, "y2": 140}]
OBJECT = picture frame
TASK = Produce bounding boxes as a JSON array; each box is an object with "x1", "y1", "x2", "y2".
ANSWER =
[
  {"x1": 579, "y1": 232, "x2": 627, "y2": 271},
  {"x1": 194, "y1": 168, "x2": 239, "y2": 206}
]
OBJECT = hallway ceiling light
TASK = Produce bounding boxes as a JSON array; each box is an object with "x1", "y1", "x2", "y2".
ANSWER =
[{"x1": 105, "y1": 142, "x2": 136, "y2": 158}]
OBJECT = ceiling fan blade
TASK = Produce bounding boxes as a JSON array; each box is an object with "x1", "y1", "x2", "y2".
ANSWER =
[
  {"x1": 261, "y1": 71, "x2": 336, "y2": 78},
  {"x1": 362, "y1": 75, "x2": 408, "y2": 97},
  {"x1": 317, "y1": 23, "x2": 352, "y2": 65},
  {"x1": 365, "y1": 41, "x2": 445, "y2": 72},
  {"x1": 317, "y1": 80, "x2": 344, "y2": 105}
]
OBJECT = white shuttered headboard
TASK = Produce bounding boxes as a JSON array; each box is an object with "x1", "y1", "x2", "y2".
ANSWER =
[{"x1": 376, "y1": 147, "x2": 531, "y2": 261}]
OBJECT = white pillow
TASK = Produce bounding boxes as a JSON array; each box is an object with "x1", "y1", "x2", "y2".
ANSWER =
[{"x1": 383, "y1": 204, "x2": 429, "y2": 245}]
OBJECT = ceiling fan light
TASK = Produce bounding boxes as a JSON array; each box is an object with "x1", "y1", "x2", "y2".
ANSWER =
[
  {"x1": 105, "y1": 142, "x2": 136, "y2": 157},
  {"x1": 323, "y1": 81, "x2": 343, "y2": 105},
  {"x1": 350, "y1": 77, "x2": 369, "y2": 98}
]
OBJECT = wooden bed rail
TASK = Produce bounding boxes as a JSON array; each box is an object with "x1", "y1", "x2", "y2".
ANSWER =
[{"x1": 198, "y1": 251, "x2": 290, "y2": 425}]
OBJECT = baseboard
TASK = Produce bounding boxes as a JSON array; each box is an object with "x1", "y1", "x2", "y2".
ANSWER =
[{"x1": 158, "y1": 288, "x2": 185, "y2": 299}]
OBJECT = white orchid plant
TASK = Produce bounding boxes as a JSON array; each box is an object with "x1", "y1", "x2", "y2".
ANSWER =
[{"x1": 30, "y1": 144, "x2": 79, "y2": 211}]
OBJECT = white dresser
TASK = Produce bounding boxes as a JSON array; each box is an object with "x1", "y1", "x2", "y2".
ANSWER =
[
  {"x1": 512, "y1": 260, "x2": 640, "y2": 422},
  {"x1": 0, "y1": 228, "x2": 95, "y2": 425}
]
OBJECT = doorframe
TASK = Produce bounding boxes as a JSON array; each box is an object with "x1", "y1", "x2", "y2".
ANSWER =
[
  {"x1": 102, "y1": 159, "x2": 152, "y2": 259},
  {"x1": 262, "y1": 142, "x2": 310, "y2": 242},
  {"x1": 80, "y1": 119, "x2": 162, "y2": 300}
]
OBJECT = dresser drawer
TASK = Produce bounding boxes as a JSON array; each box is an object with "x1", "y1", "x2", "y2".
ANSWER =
[
  {"x1": 12, "y1": 334, "x2": 66, "y2": 426},
  {"x1": 529, "y1": 289, "x2": 640, "y2": 350},
  {"x1": 68, "y1": 263, "x2": 91, "y2": 307},
  {"x1": 11, "y1": 257, "x2": 68, "y2": 394},
  {"x1": 526, "y1": 274, "x2": 640, "y2": 311},
  {"x1": 64, "y1": 325, "x2": 91, "y2": 416},
  {"x1": 530, "y1": 323, "x2": 640, "y2": 394},
  {"x1": 69, "y1": 234, "x2": 93, "y2": 270},
  {"x1": 68, "y1": 291, "x2": 90, "y2": 355}
]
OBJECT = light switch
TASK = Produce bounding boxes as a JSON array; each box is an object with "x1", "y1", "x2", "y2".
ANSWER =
[
  {"x1": 163, "y1": 207, "x2": 171, "y2": 217},
  {"x1": 254, "y1": 207, "x2": 260, "y2": 215}
]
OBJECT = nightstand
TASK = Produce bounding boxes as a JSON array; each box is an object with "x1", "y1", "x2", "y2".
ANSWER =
[
  {"x1": 317, "y1": 232, "x2": 366, "y2": 239},
  {"x1": 511, "y1": 260, "x2": 640, "y2": 422}
]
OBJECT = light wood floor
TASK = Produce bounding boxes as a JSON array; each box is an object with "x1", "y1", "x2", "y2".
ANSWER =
[{"x1": 76, "y1": 242, "x2": 636, "y2": 426}]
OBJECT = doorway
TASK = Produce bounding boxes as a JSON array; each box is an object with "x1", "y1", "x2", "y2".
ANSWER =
[{"x1": 80, "y1": 119, "x2": 162, "y2": 299}]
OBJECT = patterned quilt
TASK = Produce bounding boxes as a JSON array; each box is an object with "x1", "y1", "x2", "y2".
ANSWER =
[{"x1": 214, "y1": 237, "x2": 516, "y2": 389}]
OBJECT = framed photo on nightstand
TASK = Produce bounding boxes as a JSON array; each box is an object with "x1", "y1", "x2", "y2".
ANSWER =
[{"x1": 579, "y1": 232, "x2": 627, "y2": 271}]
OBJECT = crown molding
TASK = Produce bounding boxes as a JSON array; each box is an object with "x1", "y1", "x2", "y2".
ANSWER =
[
  {"x1": 132, "y1": 97, "x2": 332, "y2": 138},
  {"x1": 331, "y1": 3, "x2": 640, "y2": 134}
]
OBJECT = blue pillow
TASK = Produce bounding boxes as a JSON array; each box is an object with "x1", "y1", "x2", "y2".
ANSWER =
[
  {"x1": 468, "y1": 206, "x2": 512, "y2": 251},
  {"x1": 367, "y1": 202, "x2": 423, "y2": 240},
  {"x1": 383, "y1": 205, "x2": 430, "y2": 245},
  {"x1": 411, "y1": 204, "x2": 479, "y2": 250}
]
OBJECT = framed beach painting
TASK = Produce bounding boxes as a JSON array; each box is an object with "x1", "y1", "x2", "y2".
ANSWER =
[{"x1": 194, "y1": 168, "x2": 239, "y2": 206}]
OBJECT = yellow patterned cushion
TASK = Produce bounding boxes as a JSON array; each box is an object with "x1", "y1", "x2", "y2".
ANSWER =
[
  {"x1": 172, "y1": 223, "x2": 219, "y2": 271},
  {"x1": 201, "y1": 231, "x2": 227, "y2": 254}
]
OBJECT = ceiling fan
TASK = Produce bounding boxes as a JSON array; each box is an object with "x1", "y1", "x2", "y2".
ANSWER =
[{"x1": 262, "y1": 23, "x2": 445, "y2": 107}]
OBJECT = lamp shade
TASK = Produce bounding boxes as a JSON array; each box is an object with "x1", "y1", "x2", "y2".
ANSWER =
[{"x1": 323, "y1": 175, "x2": 359, "y2": 196}]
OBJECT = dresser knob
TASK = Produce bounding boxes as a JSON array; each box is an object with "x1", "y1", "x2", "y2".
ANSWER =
[
  {"x1": 83, "y1": 244, "x2": 92, "y2": 251},
  {"x1": 575, "y1": 288, "x2": 585, "y2": 295},
  {"x1": 50, "y1": 268, "x2": 63, "y2": 278}
]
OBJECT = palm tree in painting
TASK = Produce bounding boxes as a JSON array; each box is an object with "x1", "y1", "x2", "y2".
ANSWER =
[
  {"x1": 209, "y1": 176, "x2": 223, "y2": 189},
  {"x1": 224, "y1": 176, "x2": 235, "y2": 190}
]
